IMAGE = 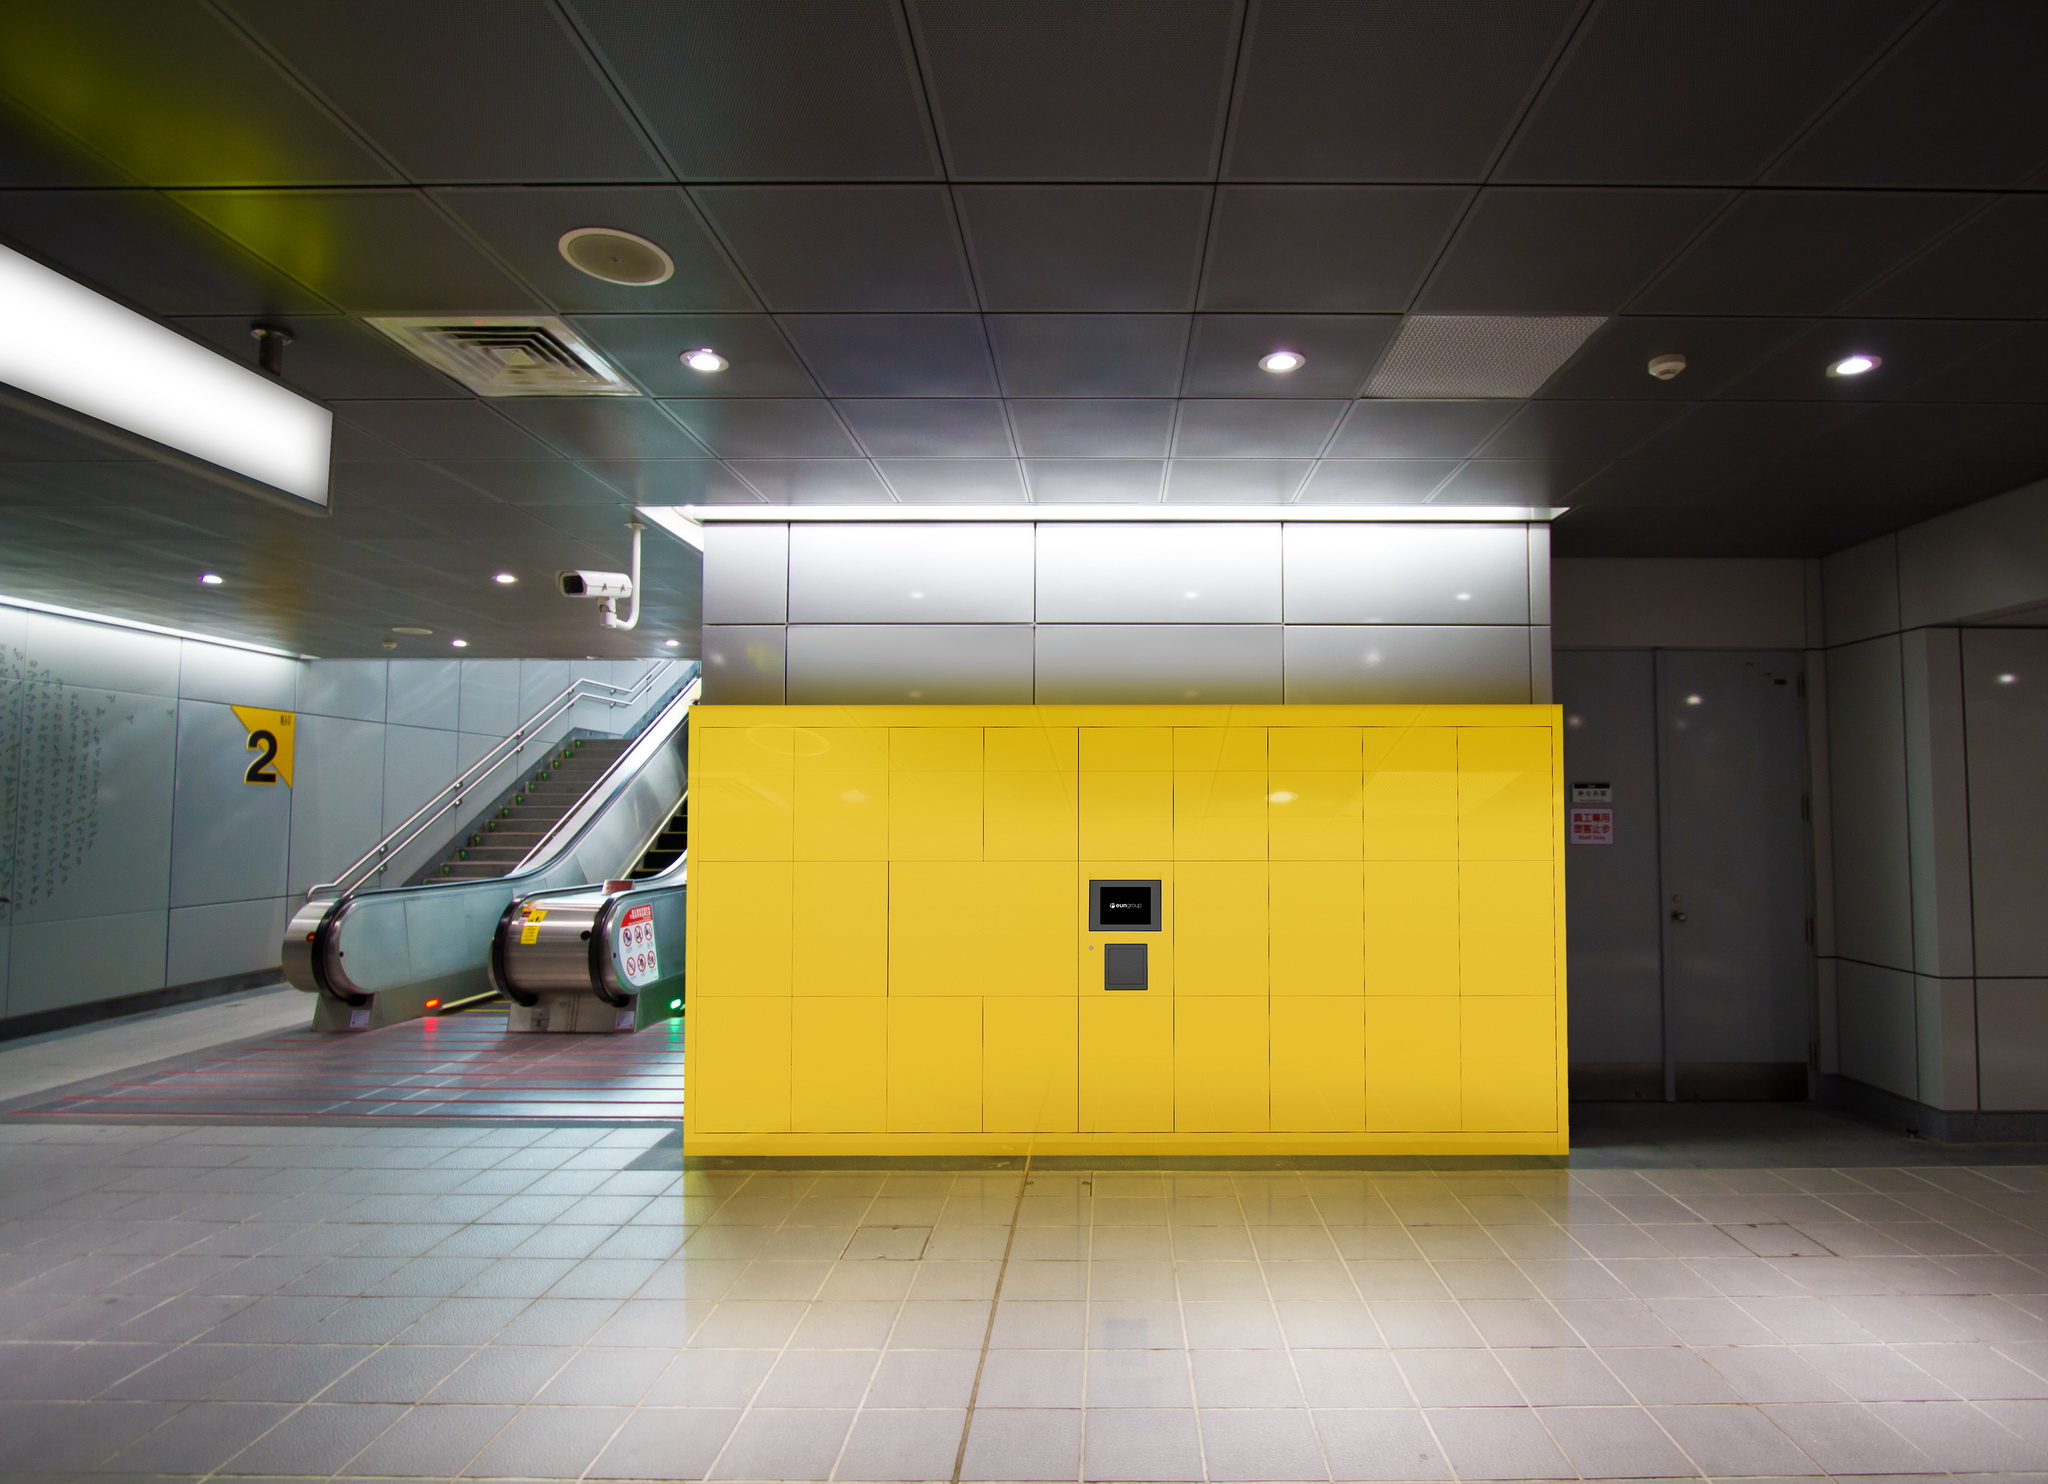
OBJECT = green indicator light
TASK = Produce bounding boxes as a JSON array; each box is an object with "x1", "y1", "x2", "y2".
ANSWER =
[{"x1": 669, "y1": 1000, "x2": 682, "y2": 1010}]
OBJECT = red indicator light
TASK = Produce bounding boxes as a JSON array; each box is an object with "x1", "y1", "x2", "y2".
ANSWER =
[{"x1": 424, "y1": 999, "x2": 441, "y2": 1010}]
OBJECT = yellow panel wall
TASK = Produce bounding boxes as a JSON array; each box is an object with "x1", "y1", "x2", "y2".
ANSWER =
[{"x1": 685, "y1": 705, "x2": 1566, "y2": 1155}]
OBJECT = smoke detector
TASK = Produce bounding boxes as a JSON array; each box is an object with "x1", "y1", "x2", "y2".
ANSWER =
[
  {"x1": 366, "y1": 316, "x2": 636, "y2": 396},
  {"x1": 1647, "y1": 353, "x2": 1687, "y2": 381},
  {"x1": 558, "y1": 228, "x2": 674, "y2": 286}
]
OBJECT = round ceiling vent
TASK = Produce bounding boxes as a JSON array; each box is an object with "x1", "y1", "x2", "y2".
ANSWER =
[{"x1": 558, "y1": 227, "x2": 674, "y2": 286}]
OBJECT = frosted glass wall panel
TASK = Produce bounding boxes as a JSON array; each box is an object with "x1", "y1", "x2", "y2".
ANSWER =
[
  {"x1": 786, "y1": 625, "x2": 1033, "y2": 703},
  {"x1": 287, "y1": 715, "x2": 387, "y2": 897},
  {"x1": 1283, "y1": 523, "x2": 1530, "y2": 624},
  {"x1": 1035, "y1": 625, "x2": 1283, "y2": 703},
  {"x1": 24, "y1": 611, "x2": 178, "y2": 694},
  {"x1": 702, "y1": 625, "x2": 787, "y2": 703},
  {"x1": 168, "y1": 897, "x2": 289, "y2": 986},
  {"x1": 387, "y1": 661, "x2": 461, "y2": 730},
  {"x1": 1034, "y1": 522, "x2": 1282, "y2": 623},
  {"x1": 703, "y1": 522, "x2": 788, "y2": 623},
  {"x1": 1283, "y1": 625, "x2": 1533, "y2": 703},
  {"x1": 10, "y1": 910, "x2": 167, "y2": 1016},
  {"x1": 457, "y1": 661, "x2": 520, "y2": 737},
  {"x1": 179, "y1": 646, "x2": 297, "y2": 709},
  {"x1": 169, "y1": 701, "x2": 290, "y2": 908},
  {"x1": 788, "y1": 523, "x2": 1033, "y2": 623},
  {"x1": 300, "y1": 659, "x2": 388, "y2": 722}
]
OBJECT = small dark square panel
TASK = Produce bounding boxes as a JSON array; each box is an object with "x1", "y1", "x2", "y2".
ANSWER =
[{"x1": 1091, "y1": 879, "x2": 1160, "y2": 932}]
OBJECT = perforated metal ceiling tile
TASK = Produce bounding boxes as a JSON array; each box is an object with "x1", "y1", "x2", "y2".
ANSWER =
[
  {"x1": 1477, "y1": 401, "x2": 1686, "y2": 463},
  {"x1": 691, "y1": 186, "x2": 976, "y2": 311},
  {"x1": 1432, "y1": 459, "x2": 1605, "y2": 507},
  {"x1": 1364, "y1": 316, "x2": 1608, "y2": 399},
  {"x1": 1007, "y1": 400, "x2": 1176, "y2": 458},
  {"x1": 1494, "y1": 0, "x2": 1919, "y2": 185},
  {"x1": 566, "y1": 0, "x2": 941, "y2": 179},
  {"x1": 1163, "y1": 458, "x2": 1313, "y2": 504},
  {"x1": 776, "y1": 314, "x2": 1000, "y2": 398},
  {"x1": 1022, "y1": 459, "x2": 1166, "y2": 503},
  {"x1": 582, "y1": 458, "x2": 762, "y2": 505},
  {"x1": 1891, "y1": 324, "x2": 2048, "y2": 405},
  {"x1": 986, "y1": 316, "x2": 1190, "y2": 397},
  {"x1": 727, "y1": 459, "x2": 894, "y2": 504},
  {"x1": 1181, "y1": 314, "x2": 1402, "y2": 398},
  {"x1": 1199, "y1": 186, "x2": 1471, "y2": 313},
  {"x1": 333, "y1": 400, "x2": 555, "y2": 461},
  {"x1": 1848, "y1": 196, "x2": 2048, "y2": 319},
  {"x1": 1326, "y1": 400, "x2": 1518, "y2": 460},
  {"x1": 492, "y1": 396, "x2": 709, "y2": 461},
  {"x1": 877, "y1": 459, "x2": 1030, "y2": 504},
  {"x1": 1625, "y1": 402, "x2": 1858, "y2": 465},
  {"x1": 226, "y1": 0, "x2": 669, "y2": 183},
  {"x1": 568, "y1": 314, "x2": 817, "y2": 398},
  {"x1": 660, "y1": 400, "x2": 860, "y2": 460},
  {"x1": 956, "y1": 186, "x2": 1210, "y2": 311},
  {"x1": 1171, "y1": 400, "x2": 1348, "y2": 458},
  {"x1": 1224, "y1": 0, "x2": 1574, "y2": 180},
  {"x1": 836, "y1": 399, "x2": 1014, "y2": 458},
  {"x1": 1292, "y1": 459, "x2": 1458, "y2": 504}
]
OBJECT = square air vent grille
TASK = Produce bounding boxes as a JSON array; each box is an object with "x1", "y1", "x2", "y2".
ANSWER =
[
  {"x1": 366, "y1": 315, "x2": 637, "y2": 396},
  {"x1": 1365, "y1": 315, "x2": 1607, "y2": 399}
]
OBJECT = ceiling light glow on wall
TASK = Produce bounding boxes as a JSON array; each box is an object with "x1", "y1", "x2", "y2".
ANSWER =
[
  {"x1": 200, "y1": 573, "x2": 223, "y2": 586},
  {"x1": 681, "y1": 348, "x2": 728, "y2": 372},
  {"x1": 1258, "y1": 350, "x2": 1305, "y2": 373},
  {"x1": 1828, "y1": 354, "x2": 1881, "y2": 377},
  {"x1": 0, "y1": 243, "x2": 331, "y2": 507}
]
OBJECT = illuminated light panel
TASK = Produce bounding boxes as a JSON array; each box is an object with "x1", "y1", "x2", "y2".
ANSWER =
[
  {"x1": 649, "y1": 504, "x2": 1564, "y2": 530},
  {"x1": 0, "y1": 243, "x2": 331, "y2": 506}
]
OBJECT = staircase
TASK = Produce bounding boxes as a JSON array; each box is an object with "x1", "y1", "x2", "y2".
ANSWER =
[
  {"x1": 422, "y1": 737, "x2": 630, "y2": 882},
  {"x1": 626, "y1": 797, "x2": 687, "y2": 880}
]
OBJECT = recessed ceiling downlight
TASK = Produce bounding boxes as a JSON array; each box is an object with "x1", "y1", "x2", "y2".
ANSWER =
[
  {"x1": 1828, "y1": 354, "x2": 1881, "y2": 378},
  {"x1": 558, "y1": 227, "x2": 674, "y2": 286},
  {"x1": 493, "y1": 573, "x2": 517, "y2": 585},
  {"x1": 199, "y1": 573, "x2": 223, "y2": 585},
  {"x1": 681, "y1": 348, "x2": 729, "y2": 373},
  {"x1": 1258, "y1": 350, "x2": 1305, "y2": 373}
]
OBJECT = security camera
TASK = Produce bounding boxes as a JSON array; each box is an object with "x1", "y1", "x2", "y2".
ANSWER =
[
  {"x1": 559, "y1": 521, "x2": 646, "y2": 630},
  {"x1": 558, "y1": 570, "x2": 633, "y2": 600}
]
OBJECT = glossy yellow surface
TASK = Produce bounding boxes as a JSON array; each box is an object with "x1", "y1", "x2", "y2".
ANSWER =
[{"x1": 685, "y1": 706, "x2": 1567, "y2": 1155}]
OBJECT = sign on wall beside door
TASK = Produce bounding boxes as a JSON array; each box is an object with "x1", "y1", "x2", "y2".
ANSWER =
[
  {"x1": 1569, "y1": 806, "x2": 1614, "y2": 844},
  {"x1": 231, "y1": 707, "x2": 296, "y2": 787}
]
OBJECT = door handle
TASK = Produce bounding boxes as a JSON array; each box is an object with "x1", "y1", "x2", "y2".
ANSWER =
[{"x1": 1671, "y1": 911, "x2": 1688, "y2": 923}]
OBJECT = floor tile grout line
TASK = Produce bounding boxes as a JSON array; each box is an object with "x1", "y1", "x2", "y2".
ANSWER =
[{"x1": 948, "y1": 1154, "x2": 1033, "y2": 1484}]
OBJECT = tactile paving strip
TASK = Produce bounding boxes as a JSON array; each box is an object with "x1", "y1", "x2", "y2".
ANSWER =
[{"x1": 8, "y1": 1012, "x2": 683, "y2": 1122}]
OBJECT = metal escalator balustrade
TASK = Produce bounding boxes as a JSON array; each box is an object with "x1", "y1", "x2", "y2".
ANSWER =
[
  {"x1": 423, "y1": 737, "x2": 631, "y2": 882},
  {"x1": 284, "y1": 667, "x2": 697, "y2": 1033}
]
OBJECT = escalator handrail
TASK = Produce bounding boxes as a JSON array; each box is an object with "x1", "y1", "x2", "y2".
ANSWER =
[
  {"x1": 514, "y1": 680, "x2": 697, "y2": 872},
  {"x1": 308, "y1": 660, "x2": 686, "y2": 899}
]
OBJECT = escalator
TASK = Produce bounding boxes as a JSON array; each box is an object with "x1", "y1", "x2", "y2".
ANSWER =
[{"x1": 283, "y1": 669, "x2": 697, "y2": 1032}]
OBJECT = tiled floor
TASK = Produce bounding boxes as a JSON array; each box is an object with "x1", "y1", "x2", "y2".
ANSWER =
[
  {"x1": 7, "y1": 1013, "x2": 685, "y2": 1122},
  {"x1": 5, "y1": 1119, "x2": 2048, "y2": 1481}
]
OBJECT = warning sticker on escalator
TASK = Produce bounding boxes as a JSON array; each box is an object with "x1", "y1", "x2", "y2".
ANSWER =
[{"x1": 619, "y1": 903, "x2": 660, "y2": 986}]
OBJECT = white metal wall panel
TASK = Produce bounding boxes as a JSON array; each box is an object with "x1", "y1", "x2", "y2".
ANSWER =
[
  {"x1": 1282, "y1": 625, "x2": 1533, "y2": 703},
  {"x1": 701, "y1": 625, "x2": 787, "y2": 704},
  {"x1": 1034, "y1": 625, "x2": 1284, "y2": 703},
  {"x1": 1282, "y1": 523, "x2": 1530, "y2": 624},
  {"x1": 788, "y1": 523, "x2": 1033, "y2": 623},
  {"x1": 785, "y1": 625, "x2": 1034, "y2": 704},
  {"x1": 702, "y1": 522, "x2": 789, "y2": 624},
  {"x1": 1034, "y1": 522, "x2": 1282, "y2": 623}
]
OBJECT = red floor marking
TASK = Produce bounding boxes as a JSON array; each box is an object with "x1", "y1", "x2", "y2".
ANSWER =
[{"x1": 11, "y1": 1013, "x2": 684, "y2": 1122}]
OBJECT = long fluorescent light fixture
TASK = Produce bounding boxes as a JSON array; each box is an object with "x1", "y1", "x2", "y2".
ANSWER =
[
  {"x1": 651, "y1": 504, "x2": 1563, "y2": 531},
  {"x1": 0, "y1": 593, "x2": 307, "y2": 659},
  {"x1": 0, "y1": 243, "x2": 331, "y2": 509}
]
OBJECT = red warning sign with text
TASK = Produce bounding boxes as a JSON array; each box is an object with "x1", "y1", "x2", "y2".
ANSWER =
[{"x1": 1569, "y1": 807, "x2": 1614, "y2": 845}]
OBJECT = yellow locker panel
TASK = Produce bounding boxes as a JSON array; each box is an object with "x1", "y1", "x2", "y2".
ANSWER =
[
  {"x1": 1361, "y1": 727, "x2": 1457, "y2": 860},
  {"x1": 791, "y1": 863, "x2": 887, "y2": 996},
  {"x1": 1366, "y1": 997, "x2": 1461, "y2": 1130},
  {"x1": 1459, "y1": 859, "x2": 1556, "y2": 995},
  {"x1": 791, "y1": 998, "x2": 886, "y2": 1130},
  {"x1": 889, "y1": 770, "x2": 983, "y2": 860},
  {"x1": 986, "y1": 726, "x2": 1076, "y2": 771},
  {"x1": 1080, "y1": 726, "x2": 1172, "y2": 771},
  {"x1": 1269, "y1": 726, "x2": 1362, "y2": 771},
  {"x1": 1461, "y1": 999, "x2": 1558, "y2": 1130},
  {"x1": 1174, "y1": 861, "x2": 1267, "y2": 995},
  {"x1": 801, "y1": 726, "x2": 888, "y2": 769},
  {"x1": 1268, "y1": 771, "x2": 1362, "y2": 860},
  {"x1": 1079, "y1": 995, "x2": 1173, "y2": 1130},
  {"x1": 887, "y1": 998, "x2": 982, "y2": 1131},
  {"x1": 689, "y1": 997, "x2": 790, "y2": 1132},
  {"x1": 983, "y1": 997, "x2": 1078, "y2": 1131},
  {"x1": 891, "y1": 726, "x2": 982, "y2": 771},
  {"x1": 792, "y1": 770, "x2": 888, "y2": 859},
  {"x1": 1173, "y1": 770, "x2": 1267, "y2": 860},
  {"x1": 691, "y1": 726, "x2": 794, "y2": 861},
  {"x1": 1363, "y1": 860, "x2": 1459, "y2": 996},
  {"x1": 893, "y1": 862, "x2": 1076, "y2": 996},
  {"x1": 689, "y1": 862, "x2": 792, "y2": 995},
  {"x1": 1176, "y1": 997, "x2": 1269, "y2": 1130},
  {"x1": 1270, "y1": 997, "x2": 1364, "y2": 1130},
  {"x1": 1268, "y1": 861, "x2": 1363, "y2": 994},
  {"x1": 1079, "y1": 771, "x2": 1174, "y2": 858},
  {"x1": 1458, "y1": 727, "x2": 1553, "y2": 859},
  {"x1": 1173, "y1": 726, "x2": 1266, "y2": 771},
  {"x1": 985, "y1": 769, "x2": 1077, "y2": 860}
]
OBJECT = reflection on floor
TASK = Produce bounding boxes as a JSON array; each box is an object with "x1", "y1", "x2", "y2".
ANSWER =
[
  {"x1": 0, "y1": 983, "x2": 307, "y2": 1106},
  {"x1": 7, "y1": 1013, "x2": 684, "y2": 1123},
  {"x1": 3, "y1": 1116, "x2": 2048, "y2": 1482}
]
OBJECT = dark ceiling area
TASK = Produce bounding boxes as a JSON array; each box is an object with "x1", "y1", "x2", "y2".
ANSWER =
[{"x1": 2, "y1": 0, "x2": 2046, "y2": 655}]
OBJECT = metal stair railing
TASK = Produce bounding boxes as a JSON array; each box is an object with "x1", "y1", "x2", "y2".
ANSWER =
[{"x1": 308, "y1": 661, "x2": 687, "y2": 901}]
